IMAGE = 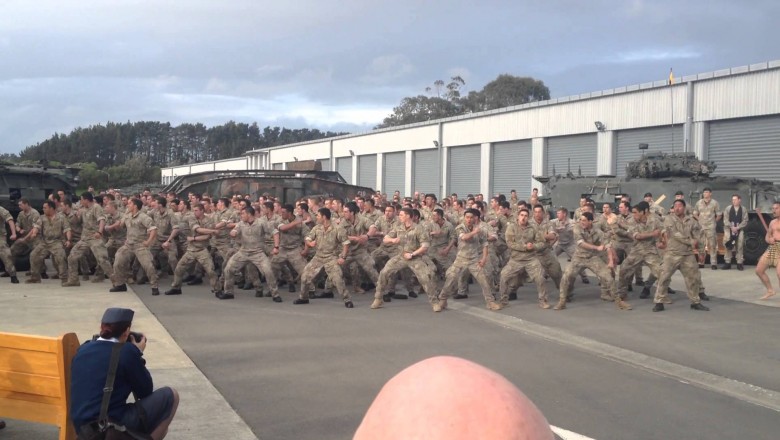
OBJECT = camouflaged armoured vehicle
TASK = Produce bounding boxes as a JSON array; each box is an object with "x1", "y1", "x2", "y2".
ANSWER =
[
  {"x1": 534, "y1": 151, "x2": 780, "y2": 264},
  {"x1": 162, "y1": 160, "x2": 375, "y2": 205}
]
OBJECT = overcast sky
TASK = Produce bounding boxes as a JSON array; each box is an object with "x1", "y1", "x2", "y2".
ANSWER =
[{"x1": 1, "y1": 0, "x2": 778, "y2": 154}]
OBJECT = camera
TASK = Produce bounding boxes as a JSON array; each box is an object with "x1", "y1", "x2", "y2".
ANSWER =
[{"x1": 128, "y1": 331, "x2": 145, "y2": 343}]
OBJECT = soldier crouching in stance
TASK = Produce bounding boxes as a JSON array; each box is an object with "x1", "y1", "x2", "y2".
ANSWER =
[
  {"x1": 756, "y1": 201, "x2": 780, "y2": 300},
  {"x1": 110, "y1": 198, "x2": 160, "y2": 295},
  {"x1": 70, "y1": 308, "x2": 178, "y2": 440}
]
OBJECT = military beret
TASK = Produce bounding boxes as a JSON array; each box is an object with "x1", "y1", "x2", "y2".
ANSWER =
[
  {"x1": 101, "y1": 307, "x2": 134, "y2": 324},
  {"x1": 675, "y1": 190, "x2": 684, "y2": 196}
]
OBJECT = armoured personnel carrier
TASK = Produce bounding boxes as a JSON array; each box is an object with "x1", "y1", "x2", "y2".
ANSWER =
[
  {"x1": 162, "y1": 161, "x2": 375, "y2": 205},
  {"x1": 534, "y1": 151, "x2": 779, "y2": 264}
]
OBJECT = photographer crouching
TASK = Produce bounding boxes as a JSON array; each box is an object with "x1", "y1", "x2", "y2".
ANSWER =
[{"x1": 70, "y1": 308, "x2": 179, "y2": 439}]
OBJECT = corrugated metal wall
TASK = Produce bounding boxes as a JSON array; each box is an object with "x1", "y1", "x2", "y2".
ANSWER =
[
  {"x1": 336, "y1": 157, "x2": 353, "y2": 183},
  {"x1": 491, "y1": 140, "x2": 532, "y2": 195},
  {"x1": 694, "y1": 69, "x2": 780, "y2": 121},
  {"x1": 448, "y1": 145, "x2": 481, "y2": 196},
  {"x1": 358, "y1": 155, "x2": 377, "y2": 188},
  {"x1": 320, "y1": 158, "x2": 331, "y2": 172},
  {"x1": 708, "y1": 115, "x2": 780, "y2": 181},
  {"x1": 615, "y1": 125, "x2": 684, "y2": 177},
  {"x1": 272, "y1": 163, "x2": 283, "y2": 170},
  {"x1": 413, "y1": 149, "x2": 439, "y2": 195},
  {"x1": 546, "y1": 134, "x2": 598, "y2": 176},
  {"x1": 383, "y1": 152, "x2": 405, "y2": 195}
]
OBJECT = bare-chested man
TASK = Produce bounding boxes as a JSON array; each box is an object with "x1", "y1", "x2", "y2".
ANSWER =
[{"x1": 756, "y1": 201, "x2": 780, "y2": 300}]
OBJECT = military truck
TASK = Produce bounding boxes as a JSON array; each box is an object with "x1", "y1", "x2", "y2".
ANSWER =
[
  {"x1": 163, "y1": 160, "x2": 375, "y2": 205},
  {"x1": 1, "y1": 162, "x2": 79, "y2": 272},
  {"x1": 534, "y1": 151, "x2": 779, "y2": 264}
]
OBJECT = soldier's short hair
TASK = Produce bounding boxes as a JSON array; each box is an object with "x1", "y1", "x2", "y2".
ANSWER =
[
  {"x1": 62, "y1": 199, "x2": 73, "y2": 208},
  {"x1": 499, "y1": 201, "x2": 510, "y2": 210},
  {"x1": 518, "y1": 208, "x2": 530, "y2": 216},
  {"x1": 400, "y1": 207, "x2": 414, "y2": 218},
  {"x1": 532, "y1": 204, "x2": 544, "y2": 212},
  {"x1": 283, "y1": 204, "x2": 295, "y2": 214},
  {"x1": 318, "y1": 207, "x2": 331, "y2": 220},
  {"x1": 180, "y1": 199, "x2": 191, "y2": 210},
  {"x1": 702, "y1": 187, "x2": 712, "y2": 193},
  {"x1": 94, "y1": 196, "x2": 104, "y2": 206},
  {"x1": 732, "y1": 194, "x2": 741, "y2": 200},
  {"x1": 634, "y1": 201, "x2": 650, "y2": 212},
  {"x1": 466, "y1": 208, "x2": 481, "y2": 218},
  {"x1": 434, "y1": 208, "x2": 444, "y2": 218},
  {"x1": 130, "y1": 198, "x2": 143, "y2": 210},
  {"x1": 81, "y1": 192, "x2": 94, "y2": 202},
  {"x1": 557, "y1": 207, "x2": 568, "y2": 214},
  {"x1": 582, "y1": 212, "x2": 594, "y2": 221},
  {"x1": 263, "y1": 201, "x2": 274, "y2": 211},
  {"x1": 345, "y1": 202, "x2": 359, "y2": 214},
  {"x1": 299, "y1": 203, "x2": 309, "y2": 212},
  {"x1": 218, "y1": 197, "x2": 230, "y2": 207},
  {"x1": 673, "y1": 199, "x2": 687, "y2": 207},
  {"x1": 155, "y1": 196, "x2": 166, "y2": 207},
  {"x1": 411, "y1": 209, "x2": 421, "y2": 219},
  {"x1": 425, "y1": 193, "x2": 437, "y2": 202},
  {"x1": 43, "y1": 200, "x2": 56, "y2": 210},
  {"x1": 244, "y1": 206, "x2": 255, "y2": 216},
  {"x1": 365, "y1": 198, "x2": 375, "y2": 206}
]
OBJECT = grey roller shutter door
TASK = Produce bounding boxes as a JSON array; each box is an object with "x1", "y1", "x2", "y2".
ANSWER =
[
  {"x1": 383, "y1": 152, "x2": 405, "y2": 195},
  {"x1": 358, "y1": 155, "x2": 377, "y2": 188},
  {"x1": 616, "y1": 125, "x2": 684, "y2": 177},
  {"x1": 336, "y1": 157, "x2": 353, "y2": 184},
  {"x1": 448, "y1": 145, "x2": 481, "y2": 196},
  {"x1": 320, "y1": 158, "x2": 331, "y2": 171},
  {"x1": 709, "y1": 116, "x2": 780, "y2": 182},
  {"x1": 413, "y1": 149, "x2": 440, "y2": 196},
  {"x1": 491, "y1": 140, "x2": 532, "y2": 196},
  {"x1": 272, "y1": 163, "x2": 283, "y2": 170},
  {"x1": 546, "y1": 134, "x2": 597, "y2": 176}
]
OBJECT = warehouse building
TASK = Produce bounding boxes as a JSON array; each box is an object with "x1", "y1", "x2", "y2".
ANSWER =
[{"x1": 162, "y1": 60, "x2": 780, "y2": 197}]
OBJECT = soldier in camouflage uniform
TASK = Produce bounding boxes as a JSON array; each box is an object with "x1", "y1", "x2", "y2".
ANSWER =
[
  {"x1": 498, "y1": 208, "x2": 549, "y2": 308},
  {"x1": 653, "y1": 199, "x2": 710, "y2": 312},
  {"x1": 617, "y1": 202, "x2": 663, "y2": 300},
  {"x1": 221, "y1": 205, "x2": 280, "y2": 301},
  {"x1": 272, "y1": 204, "x2": 309, "y2": 293},
  {"x1": 551, "y1": 207, "x2": 590, "y2": 286},
  {"x1": 371, "y1": 208, "x2": 439, "y2": 310},
  {"x1": 438, "y1": 209, "x2": 503, "y2": 312},
  {"x1": 26, "y1": 201, "x2": 70, "y2": 283},
  {"x1": 427, "y1": 208, "x2": 456, "y2": 284},
  {"x1": 103, "y1": 201, "x2": 126, "y2": 265},
  {"x1": 295, "y1": 208, "x2": 354, "y2": 308},
  {"x1": 0, "y1": 205, "x2": 19, "y2": 283},
  {"x1": 531, "y1": 205, "x2": 564, "y2": 293},
  {"x1": 10, "y1": 199, "x2": 42, "y2": 275},
  {"x1": 211, "y1": 198, "x2": 239, "y2": 287},
  {"x1": 555, "y1": 212, "x2": 629, "y2": 311},
  {"x1": 164, "y1": 203, "x2": 220, "y2": 296},
  {"x1": 63, "y1": 193, "x2": 114, "y2": 287},
  {"x1": 693, "y1": 188, "x2": 721, "y2": 269},
  {"x1": 110, "y1": 198, "x2": 160, "y2": 295},
  {"x1": 149, "y1": 196, "x2": 177, "y2": 277},
  {"x1": 59, "y1": 199, "x2": 90, "y2": 281},
  {"x1": 341, "y1": 202, "x2": 380, "y2": 294}
]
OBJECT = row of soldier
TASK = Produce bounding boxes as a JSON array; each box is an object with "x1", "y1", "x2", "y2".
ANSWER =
[{"x1": 2, "y1": 186, "x2": 746, "y2": 313}]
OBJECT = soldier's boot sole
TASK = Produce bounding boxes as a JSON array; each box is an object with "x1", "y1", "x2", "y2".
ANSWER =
[
  {"x1": 370, "y1": 299, "x2": 384, "y2": 309},
  {"x1": 553, "y1": 299, "x2": 566, "y2": 310}
]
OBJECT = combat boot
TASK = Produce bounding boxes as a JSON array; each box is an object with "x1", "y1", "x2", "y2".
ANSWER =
[
  {"x1": 61, "y1": 279, "x2": 81, "y2": 287},
  {"x1": 538, "y1": 298, "x2": 551, "y2": 309},
  {"x1": 600, "y1": 292, "x2": 615, "y2": 301},
  {"x1": 691, "y1": 303, "x2": 709, "y2": 311},
  {"x1": 91, "y1": 275, "x2": 106, "y2": 283},
  {"x1": 487, "y1": 301, "x2": 503, "y2": 311},
  {"x1": 25, "y1": 277, "x2": 41, "y2": 284},
  {"x1": 639, "y1": 287, "x2": 651, "y2": 299},
  {"x1": 553, "y1": 298, "x2": 566, "y2": 310},
  {"x1": 10, "y1": 275, "x2": 19, "y2": 284},
  {"x1": 370, "y1": 298, "x2": 384, "y2": 309},
  {"x1": 699, "y1": 292, "x2": 710, "y2": 301},
  {"x1": 164, "y1": 288, "x2": 182, "y2": 295},
  {"x1": 432, "y1": 302, "x2": 443, "y2": 312},
  {"x1": 615, "y1": 298, "x2": 632, "y2": 310}
]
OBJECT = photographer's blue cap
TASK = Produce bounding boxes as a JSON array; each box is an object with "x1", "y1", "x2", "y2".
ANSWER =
[{"x1": 101, "y1": 307, "x2": 134, "y2": 324}]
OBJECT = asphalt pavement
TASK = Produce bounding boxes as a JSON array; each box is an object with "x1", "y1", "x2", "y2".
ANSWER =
[{"x1": 1, "y1": 260, "x2": 778, "y2": 439}]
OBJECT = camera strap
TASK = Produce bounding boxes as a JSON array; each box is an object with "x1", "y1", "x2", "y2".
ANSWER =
[{"x1": 98, "y1": 342, "x2": 124, "y2": 429}]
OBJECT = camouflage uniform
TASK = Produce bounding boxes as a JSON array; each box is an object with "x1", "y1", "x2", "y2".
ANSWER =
[
  {"x1": 374, "y1": 222, "x2": 438, "y2": 304},
  {"x1": 105, "y1": 210, "x2": 126, "y2": 263},
  {"x1": 209, "y1": 208, "x2": 237, "y2": 282},
  {"x1": 531, "y1": 217, "x2": 563, "y2": 290},
  {"x1": 170, "y1": 214, "x2": 219, "y2": 291},
  {"x1": 558, "y1": 225, "x2": 616, "y2": 307},
  {"x1": 617, "y1": 216, "x2": 663, "y2": 297},
  {"x1": 498, "y1": 221, "x2": 547, "y2": 305},
  {"x1": 298, "y1": 223, "x2": 351, "y2": 302},
  {"x1": 113, "y1": 210, "x2": 159, "y2": 289},
  {"x1": 457, "y1": 221, "x2": 499, "y2": 296},
  {"x1": 11, "y1": 208, "x2": 41, "y2": 259},
  {"x1": 28, "y1": 213, "x2": 70, "y2": 281},
  {"x1": 62, "y1": 209, "x2": 90, "y2": 278},
  {"x1": 272, "y1": 218, "x2": 309, "y2": 286},
  {"x1": 371, "y1": 216, "x2": 400, "y2": 268},
  {"x1": 66, "y1": 204, "x2": 113, "y2": 285},
  {"x1": 654, "y1": 214, "x2": 703, "y2": 305},
  {"x1": 694, "y1": 198, "x2": 721, "y2": 264},
  {"x1": 0, "y1": 207, "x2": 17, "y2": 277},
  {"x1": 427, "y1": 219, "x2": 456, "y2": 281},
  {"x1": 341, "y1": 215, "x2": 380, "y2": 288},
  {"x1": 610, "y1": 213, "x2": 642, "y2": 282},
  {"x1": 149, "y1": 208, "x2": 178, "y2": 275},
  {"x1": 439, "y1": 223, "x2": 500, "y2": 308},
  {"x1": 223, "y1": 218, "x2": 279, "y2": 298}
]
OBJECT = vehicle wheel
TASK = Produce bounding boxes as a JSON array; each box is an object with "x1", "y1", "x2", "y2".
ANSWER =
[{"x1": 743, "y1": 217, "x2": 768, "y2": 265}]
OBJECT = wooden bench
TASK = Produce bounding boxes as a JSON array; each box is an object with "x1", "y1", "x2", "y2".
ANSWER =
[{"x1": 0, "y1": 332, "x2": 80, "y2": 440}]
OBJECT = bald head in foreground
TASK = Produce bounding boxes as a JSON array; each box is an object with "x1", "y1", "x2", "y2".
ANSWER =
[{"x1": 354, "y1": 356, "x2": 553, "y2": 440}]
